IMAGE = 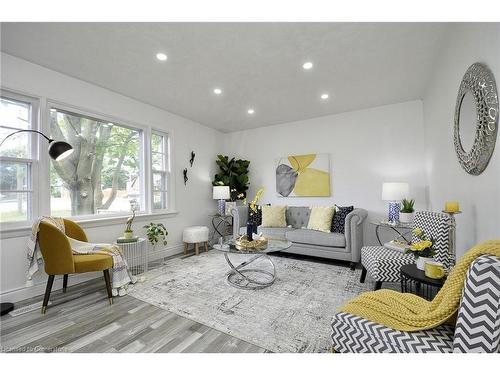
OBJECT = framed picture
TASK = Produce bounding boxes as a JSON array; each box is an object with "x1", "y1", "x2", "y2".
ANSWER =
[{"x1": 275, "y1": 153, "x2": 330, "y2": 197}]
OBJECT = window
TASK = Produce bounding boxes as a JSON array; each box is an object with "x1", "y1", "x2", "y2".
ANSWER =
[
  {"x1": 151, "y1": 131, "x2": 169, "y2": 211},
  {"x1": 0, "y1": 92, "x2": 38, "y2": 223},
  {"x1": 49, "y1": 108, "x2": 143, "y2": 217}
]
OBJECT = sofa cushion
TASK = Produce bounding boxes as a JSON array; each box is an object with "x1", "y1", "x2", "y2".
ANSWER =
[
  {"x1": 307, "y1": 206, "x2": 335, "y2": 233},
  {"x1": 261, "y1": 205, "x2": 287, "y2": 228},
  {"x1": 285, "y1": 206, "x2": 311, "y2": 228},
  {"x1": 285, "y1": 229, "x2": 346, "y2": 248},
  {"x1": 331, "y1": 205, "x2": 354, "y2": 234},
  {"x1": 257, "y1": 226, "x2": 295, "y2": 240}
]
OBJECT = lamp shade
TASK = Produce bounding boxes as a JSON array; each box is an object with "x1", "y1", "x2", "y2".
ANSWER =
[
  {"x1": 213, "y1": 185, "x2": 230, "y2": 200},
  {"x1": 382, "y1": 182, "x2": 409, "y2": 201},
  {"x1": 48, "y1": 140, "x2": 74, "y2": 161}
]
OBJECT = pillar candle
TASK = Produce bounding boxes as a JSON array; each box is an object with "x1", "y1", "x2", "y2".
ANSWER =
[{"x1": 444, "y1": 201, "x2": 460, "y2": 213}]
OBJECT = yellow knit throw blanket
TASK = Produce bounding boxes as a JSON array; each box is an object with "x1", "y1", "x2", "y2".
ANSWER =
[{"x1": 339, "y1": 240, "x2": 500, "y2": 332}]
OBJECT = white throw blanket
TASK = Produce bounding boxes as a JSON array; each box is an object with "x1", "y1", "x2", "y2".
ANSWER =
[{"x1": 27, "y1": 217, "x2": 137, "y2": 296}]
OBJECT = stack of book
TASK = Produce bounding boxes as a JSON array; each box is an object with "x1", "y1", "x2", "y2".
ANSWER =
[{"x1": 116, "y1": 236, "x2": 139, "y2": 244}]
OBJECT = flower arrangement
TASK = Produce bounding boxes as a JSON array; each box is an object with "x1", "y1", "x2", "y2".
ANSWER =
[
  {"x1": 246, "y1": 188, "x2": 265, "y2": 217},
  {"x1": 405, "y1": 227, "x2": 435, "y2": 258}
]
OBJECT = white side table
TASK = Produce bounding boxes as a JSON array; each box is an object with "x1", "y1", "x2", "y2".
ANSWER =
[{"x1": 114, "y1": 238, "x2": 148, "y2": 275}]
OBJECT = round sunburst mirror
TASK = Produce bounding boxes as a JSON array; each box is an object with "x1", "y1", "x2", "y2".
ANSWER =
[{"x1": 454, "y1": 63, "x2": 499, "y2": 175}]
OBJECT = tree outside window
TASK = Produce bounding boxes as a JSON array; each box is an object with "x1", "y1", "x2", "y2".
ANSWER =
[{"x1": 50, "y1": 109, "x2": 142, "y2": 217}]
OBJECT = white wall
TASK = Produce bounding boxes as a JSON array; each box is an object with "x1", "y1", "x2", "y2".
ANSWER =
[
  {"x1": 223, "y1": 100, "x2": 429, "y2": 245},
  {"x1": 0, "y1": 53, "x2": 222, "y2": 302},
  {"x1": 422, "y1": 23, "x2": 500, "y2": 259}
]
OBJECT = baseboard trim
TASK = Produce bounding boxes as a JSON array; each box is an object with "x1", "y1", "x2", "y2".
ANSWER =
[{"x1": 0, "y1": 243, "x2": 184, "y2": 303}]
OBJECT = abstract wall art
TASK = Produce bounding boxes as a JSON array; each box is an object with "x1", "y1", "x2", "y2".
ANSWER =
[{"x1": 275, "y1": 153, "x2": 330, "y2": 197}]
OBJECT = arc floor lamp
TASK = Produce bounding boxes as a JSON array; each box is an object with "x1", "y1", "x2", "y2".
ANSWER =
[{"x1": 0, "y1": 129, "x2": 73, "y2": 316}]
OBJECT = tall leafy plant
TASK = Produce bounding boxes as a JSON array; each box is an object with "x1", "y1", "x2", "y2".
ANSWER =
[{"x1": 212, "y1": 155, "x2": 250, "y2": 200}]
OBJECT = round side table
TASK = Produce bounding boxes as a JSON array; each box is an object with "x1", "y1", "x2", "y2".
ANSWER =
[{"x1": 400, "y1": 264, "x2": 446, "y2": 301}]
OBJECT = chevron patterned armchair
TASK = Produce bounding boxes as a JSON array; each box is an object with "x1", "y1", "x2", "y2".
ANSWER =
[
  {"x1": 360, "y1": 211, "x2": 452, "y2": 290},
  {"x1": 331, "y1": 255, "x2": 500, "y2": 353}
]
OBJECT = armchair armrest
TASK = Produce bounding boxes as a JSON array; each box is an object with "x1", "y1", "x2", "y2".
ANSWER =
[
  {"x1": 230, "y1": 205, "x2": 248, "y2": 239},
  {"x1": 344, "y1": 208, "x2": 368, "y2": 262}
]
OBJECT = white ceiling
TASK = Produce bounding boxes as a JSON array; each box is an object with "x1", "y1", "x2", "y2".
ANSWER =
[{"x1": 0, "y1": 23, "x2": 450, "y2": 132}]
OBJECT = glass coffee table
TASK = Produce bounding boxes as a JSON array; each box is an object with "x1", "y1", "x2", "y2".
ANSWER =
[{"x1": 213, "y1": 236, "x2": 292, "y2": 290}]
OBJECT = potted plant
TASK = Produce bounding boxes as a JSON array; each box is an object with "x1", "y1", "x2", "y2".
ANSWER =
[
  {"x1": 212, "y1": 155, "x2": 250, "y2": 202},
  {"x1": 399, "y1": 198, "x2": 415, "y2": 223},
  {"x1": 405, "y1": 228, "x2": 435, "y2": 270},
  {"x1": 143, "y1": 223, "x2": 168, "y2": 250}
]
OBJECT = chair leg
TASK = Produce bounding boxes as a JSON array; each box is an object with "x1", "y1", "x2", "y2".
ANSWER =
[
  {"x1": 63, "y1": 274, "x2": 68, "y2": 293},
  {"x1": 204, "y1": 241, "x2": 209, "y2": 252},
  {"x1": 184, "y1": 242, "x2": 188, "y2": 255},
  {"x1": 360, "y1": 266, "x2": 367, "y2": 283},
  {"x1": 103, "y1": 269, "x2": 113, "y2": 305},
  {"x1": 349, "y1": 262, "x2": 356, "y2": 271},
  {"x1": 41, "y1": 275, "x2": 55, "y2": 314},
  {"x1": 195, "y1": 243, "x2": 199, "y2": 256},
  {"x1": 375, "y1": 281, "x2": 383, "y2": 290}
]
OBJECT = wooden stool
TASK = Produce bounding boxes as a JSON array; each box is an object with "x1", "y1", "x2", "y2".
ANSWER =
[{"x1": 182, "y1": 226, "x2": 209, "y2": 255}]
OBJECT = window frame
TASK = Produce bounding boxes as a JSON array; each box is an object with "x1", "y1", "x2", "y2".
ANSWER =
[
  {"x1": 0, "y1": 90, "x2": 40, "y2": 229},
  {"x1": 0, "y1": 91, "x2": 177, "y2": 233},
  {"x1": 150, "y1": 129, "x2": 171, "y2": 212},
  {"x1": 46, "y1": 102, "x2": 148, "y2": 221}
]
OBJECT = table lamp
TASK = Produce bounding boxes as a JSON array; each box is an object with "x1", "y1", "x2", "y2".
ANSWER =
[
  {"x1": 213, "y1": 186, "x2": 230, "y2": 215},
  {"x1": 382, "y1": 182, "x2": 409, "y2": 223}
]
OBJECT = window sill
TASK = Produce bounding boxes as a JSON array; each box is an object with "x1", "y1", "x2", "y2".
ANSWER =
[{"x1": 0, "y1": 210, "x2": 179, "y2": 239}]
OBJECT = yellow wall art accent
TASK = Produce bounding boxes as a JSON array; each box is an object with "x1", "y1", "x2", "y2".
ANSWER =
[{"x1": 275, "y1": 153, "x2": 331, "y2": 197}]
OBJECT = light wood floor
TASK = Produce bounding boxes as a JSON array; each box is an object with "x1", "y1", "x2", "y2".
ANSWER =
[{"x1": 0, "y1": 256, "x2": 268, "y2": 353}]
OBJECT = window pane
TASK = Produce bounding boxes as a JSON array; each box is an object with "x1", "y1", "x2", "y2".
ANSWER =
[
  {"x1": 0, "y1": 192, "x2": 29, "y2": 222},
  {"x1": 0, "y1": 161, "x2": 29, "y2": 190},
  {"x1": 0, "y1": 126, "x2": 30, "y2": 159},
  {"x1": 152, "y1": 152, "x2": 164, "y2": 171},
  {"x1": 152, "y1": 172, "x2": 166, "y2": 191},
  {"x1": 50, "y1": 110, "x2": 142, "y2": 217},
  {"x1": 151, "y1": 133, "x2": 163, "y2": 153},
  {"x1": 153, "y1": 191, "x2": 167, "y2": 210},
  {"x1": 0, "y1": 97, "x2": 30, "y2": 130}
]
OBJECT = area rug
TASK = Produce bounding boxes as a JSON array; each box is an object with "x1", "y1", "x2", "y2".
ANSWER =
[{"x1": 128, "y1": 250, "x2": 380, "y2": 353}]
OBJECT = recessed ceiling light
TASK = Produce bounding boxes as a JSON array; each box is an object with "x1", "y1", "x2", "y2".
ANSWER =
[
  {"x1": 302, "y1": 61, "x2": 313, "y2": 70},
  {"x1": 50, "y1": 108, "x2": 56, "y2": 112},
  {"x1": 107, "y1": 122, "x2": 114, "y2": 126},
  {"x1": 156, "y1": 53, "x2": 168, "y2": 61},
  {"x1": 320, "y1": 93, "x2": 329, "y2": 100},
  {"x1": 247, "y1": 108, "x2": 255, "y2": 115},
  {"x1": 213, "y1": 88, "x2": 222, "y2": 95}
]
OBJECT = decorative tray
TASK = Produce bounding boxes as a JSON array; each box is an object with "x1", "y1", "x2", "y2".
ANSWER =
[{"x1": 234, "y1": 235, "x2": 268, "y2": 251}]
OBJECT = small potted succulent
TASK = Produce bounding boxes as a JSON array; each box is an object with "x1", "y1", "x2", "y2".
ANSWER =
[
  {"x1": 399, "y1": 198, "x2": 415, "y2": 223},
  {"x1": 405, "y1": 228, "x2": 435, "y2": 270}
]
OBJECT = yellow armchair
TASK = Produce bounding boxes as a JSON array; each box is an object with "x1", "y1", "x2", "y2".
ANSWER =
[{"x1": 38, "y1": 219, "x2": 113, "y2": 314}]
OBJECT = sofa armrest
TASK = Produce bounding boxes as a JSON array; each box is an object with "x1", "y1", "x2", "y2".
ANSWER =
[
  {"x1": 344, "y1": 208, "x2": 368, "y2": 262},
  {"x1": 230, "y1": 205, "x2": 248, "y2": 239}
]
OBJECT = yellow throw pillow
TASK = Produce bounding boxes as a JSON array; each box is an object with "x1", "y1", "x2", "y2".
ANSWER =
[
  {"x1": 261, "y1": 205, "x2": 287, "y2": 228},
  {"x1": 307, "y1": 206, "x2": 335, "y2": 233}
]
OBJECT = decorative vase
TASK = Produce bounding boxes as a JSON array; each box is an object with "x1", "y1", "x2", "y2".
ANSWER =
[
  {"x1": 399, "y1": 212, "x2": 414, "y2": 223},
  {"x1": 246, "y1": 221, "x2": 254, "y2": 242},
  {"x1": 124, "y1": 231, "x2": 133, "y2": 239},
  {"x1": 416, "y1": 256, "x2": 433, "y2": 271}
]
